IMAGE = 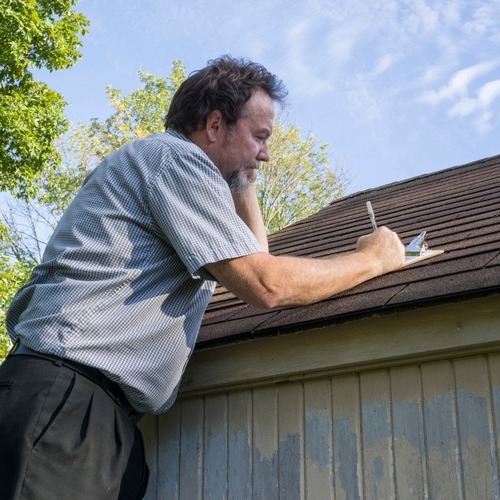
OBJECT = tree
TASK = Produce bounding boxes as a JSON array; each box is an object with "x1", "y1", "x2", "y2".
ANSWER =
[
  {"x1": 0, "y1": 0, "x2": 89, "y2": 196},
  {"x1": 260, "y1": 121, "x2": 346, "y2": 233},
  {"x1": 0, "y1": 220, "x2": 36, "y2": 358},
  {"x1": 0, "y1": 62, "x2": 347, "y2": 359},
  {"x1": 84, "y1": 63, "x2": 186, "y2": 160}
]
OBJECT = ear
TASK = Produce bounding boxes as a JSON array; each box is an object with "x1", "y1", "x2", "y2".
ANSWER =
[{"x1": 205, "y1": 110, "x2": 224, "y2": 142}]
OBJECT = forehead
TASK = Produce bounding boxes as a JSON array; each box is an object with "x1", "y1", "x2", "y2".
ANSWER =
[{"x1": 240, "y1": 90, "x2": 275, "y2": 126}]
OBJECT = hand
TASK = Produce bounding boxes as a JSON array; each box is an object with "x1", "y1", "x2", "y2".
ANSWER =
[
  {"x1": 231, "y1": 182, "x2": 269, "y2": 251},
  {"x1": 356, "y1": 226, "x2": 405, "y2": 274}
]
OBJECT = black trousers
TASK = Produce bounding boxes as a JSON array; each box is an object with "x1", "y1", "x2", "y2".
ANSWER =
[{"x1": 0, "y1": 355, "x2": 149, "y2": 500}]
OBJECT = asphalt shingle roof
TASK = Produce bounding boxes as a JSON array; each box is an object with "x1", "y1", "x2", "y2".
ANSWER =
[{"x1": 198, "y1": 154, "x2": 500, "y2": 347}]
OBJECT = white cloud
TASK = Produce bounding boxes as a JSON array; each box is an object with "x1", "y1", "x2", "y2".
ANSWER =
[
  {"x1": 281, "y1": 18, "x2": 334, "y2": 96},
  {"x1": 104, "y1": 0, "x2": 500, "y2": 135},
  {"x1": 416, "y1": 59, "x2": 500, "y2": 132},
  {"x1": 449, "y1": 79, "x2": 500, "y2": 117},
  {"x1": 463, "y1": 1, "x2": 500, "y2": 42},
  {"x1": 408, "y1": 0, "x2": 440, "y2": 32},
  {"x1": 347, "y1": 77, "x2": 383, "y2": 124},
  {"x1": 371, "y1": 54, "x2": 399, "y2": 77},
  {"x1": 418, "y1": 61, "x2": 500, "y2": 105},
  {"x1": 327, "y1": 30, "x2": 357, "y2": 64}
]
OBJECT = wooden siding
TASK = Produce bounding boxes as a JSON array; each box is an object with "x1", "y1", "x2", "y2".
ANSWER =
[
  {"x1": 139, "y1": 296, "x2": 500, "y2": 499},
  {"x1": 141, "y1": 353, "x2": 500, "y2": 499}
]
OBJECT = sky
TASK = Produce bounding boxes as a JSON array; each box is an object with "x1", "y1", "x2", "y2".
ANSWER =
[{"x1": 36, "y1": 0, "x2": 500, "y2": 195}]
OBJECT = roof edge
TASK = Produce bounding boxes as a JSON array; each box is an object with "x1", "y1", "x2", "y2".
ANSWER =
[
  {"x1": 336, "y1": 153, "x2": 500, "y2": 203},
  {"x1": 196, "y1": 289, "x2": 500, "y2": 350}
]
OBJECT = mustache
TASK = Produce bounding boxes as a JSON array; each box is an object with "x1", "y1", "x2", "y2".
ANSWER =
[{"x1": 243, "y1": 161, "x2": 260, "y2": 170}]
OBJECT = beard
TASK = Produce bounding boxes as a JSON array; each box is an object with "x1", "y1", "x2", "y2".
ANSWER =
[
  {"x1": 225, "y1": 163, "x2": 259, "y2": 193},
  {"x1": 226, "y1": 167, "x2": 249, "y2": 193}
]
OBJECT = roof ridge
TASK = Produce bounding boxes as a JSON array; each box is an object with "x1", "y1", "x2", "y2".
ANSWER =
[{"x1": 336, "y1": 153, "x2": 500, "y2": 203}]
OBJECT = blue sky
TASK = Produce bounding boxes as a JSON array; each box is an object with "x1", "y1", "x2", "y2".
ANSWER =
[{"x1": 38, "y1": 0, "x2": 500, "y2": 194}]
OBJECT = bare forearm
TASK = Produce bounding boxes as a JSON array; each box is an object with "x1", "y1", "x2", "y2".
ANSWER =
[
  {"x1": 266, "y1": 227, "x2": 404, "y2": 307},
  {"x1": 268, "y1": 252, "x2": 381, "y2": 306},
  {"x1": 208, "y1": 251, "x2": 380, "y2": 309},
  {"x1": 232, "y1": 184, "x2": 269, "y2": 252},
  {"x1": 206, "y1": 226, "x2": 405, "y2": 309}
]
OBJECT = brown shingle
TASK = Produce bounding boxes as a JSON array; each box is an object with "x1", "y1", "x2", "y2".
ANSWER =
[{"x1": 198, "y1": 155, "x2": 500, "y2": 347}]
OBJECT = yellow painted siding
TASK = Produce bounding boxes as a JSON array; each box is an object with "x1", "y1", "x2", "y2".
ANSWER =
[{"x1": 141, "y1": 352, "x2": 500, "y2": 499}]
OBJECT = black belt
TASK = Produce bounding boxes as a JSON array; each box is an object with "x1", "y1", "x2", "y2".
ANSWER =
[{"x1": 9, "y1": 342, "x2": 143, "y2": 423}]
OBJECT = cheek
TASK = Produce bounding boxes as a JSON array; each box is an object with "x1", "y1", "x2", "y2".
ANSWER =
[{"x1": 247, "y1": 142, "x2": 261, "y2": 158}]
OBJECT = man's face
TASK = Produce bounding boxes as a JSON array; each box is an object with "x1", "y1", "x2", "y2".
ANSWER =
[{"x1": 214, "y1": 90, "x2": 275, "y2": 192}]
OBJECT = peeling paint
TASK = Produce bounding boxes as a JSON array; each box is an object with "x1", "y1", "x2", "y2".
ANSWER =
[
  {"x1": 457, "y1": 389, "x2": 490, "y2": 449},
  {"x1": 145, "y1": 352, "x2": 500, "y2": 500},
  {"x1": 279, "y1": 433, "x2": 302, "y2": 498},
  {"x1": 424, "y1": 391, "x2": 462, "y2": 499},
  {"x1": 228, "y1": 429, "x2": 251, "y2": 499},
  {"x1": 252, "y1": 446, "x2": 278, "y2": 499},
  {"x1": 424, "y1": 393, "x2": 457, "y2": 462},
  {"x1": 393, "y1": 400, "x2": 424, "y2": 451},
  {"x1": 362, "y1": 401, "x2": 390, "y2": 447},
  {"x1": 373, "y1": 455, "x2": 384, "y2": 484},
  {"x1": 204, "y1": 428, "x2": 227, "y2": 500},
  {"x1": 305, "y1": 409, "x2": 331, "y2": 467},
  {"x1": 362, "y1": 398, "x2": 392, "y2": 499},
  {"x1": 179, "y1": 426, "x2": 203, "y2": 499},
  {"x1": 334, "y1": 417, "x2": 361, "y2": 500}
]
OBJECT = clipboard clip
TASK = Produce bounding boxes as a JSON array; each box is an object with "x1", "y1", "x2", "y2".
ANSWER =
[{"x1": 405, "y1": 231, "x2": 428, "y2": 256}]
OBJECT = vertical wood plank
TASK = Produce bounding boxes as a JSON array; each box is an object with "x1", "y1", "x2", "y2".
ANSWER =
[
  {"x1": 253, "y1": 386, "x2": 279, "y2": 499},
  {"x1": 421, "y1": 360, "x2": 463, "y2": 500},
  {"x1": 454, "y1": 355, "x2": 499, "y2": 499},
  {"x1": 228, "y1": 390, "x2": 253, "y2": 500},
  {"x1": 360, "y1": 369, "x2": 394, "y2": 500},
  {"x1": 179, "y1": 397, "x2": 204, "y2": 500},
  {"x1": 278, "y1": 382, "x2": 304, "y2": 499},
  {"x1": 390, "y1": 365, "x2": 427, "y2": 499},
  {"x1": 332, "y1": 373, "x2": 363, "y2": 500},
  {"x1": 158, "y1": 403, "x2": 181, "y2": 499},
  {"x1": 138, "y1": 415, "x2": 158, "y2": 500},
  {"x1": 488, "y1": 352, "x2": 500, "y2": 495},
  {"x1": 304, "y1": 378, "x2": 334, "y2": 499},
  {"x1": 203, "y1": 393, "x2": 228, "y2": 500}
]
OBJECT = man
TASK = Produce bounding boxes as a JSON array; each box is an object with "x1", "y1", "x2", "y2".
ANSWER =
[{"x1": 0, "y1": 56, "x2": 404, "y2": 499}]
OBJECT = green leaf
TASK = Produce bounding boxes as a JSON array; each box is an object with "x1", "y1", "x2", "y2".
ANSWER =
[{"x1": 0, "y1": 0, "x2": 89, "y2": 196}]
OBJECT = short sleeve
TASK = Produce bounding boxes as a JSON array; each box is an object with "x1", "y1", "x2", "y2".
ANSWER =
[{"x1": 147, "y1": 141, "x2": 263, "y2": 278}]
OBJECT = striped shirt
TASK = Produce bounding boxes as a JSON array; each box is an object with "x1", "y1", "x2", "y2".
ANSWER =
[{"x1": 6, "y1": 131, "x2": 263, "y2": 414}]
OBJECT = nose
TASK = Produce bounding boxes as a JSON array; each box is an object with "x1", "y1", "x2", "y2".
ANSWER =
[{"x1": 256, "y1": 144, "x2": 270, "y2": 162}]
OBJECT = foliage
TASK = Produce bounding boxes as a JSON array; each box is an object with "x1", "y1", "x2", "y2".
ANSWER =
[
  {"x1": 0, "y1": 156, "x2": 90, "y2": 359},
  {"x1": 0, "y1": 0, "x2": 89, "y2": 196},
  {"x1": 36, "y1": 124, "x2": 103, "y2": 218},
  {"x1": 86, "y1": 63, "x2": 186, "y2": 160},
  {"x1": 0, "y1": 221, "x2": 36, "y2": 359},
  {"x1": 259, "y1": 121, "x2": 346, "y2": 233}
]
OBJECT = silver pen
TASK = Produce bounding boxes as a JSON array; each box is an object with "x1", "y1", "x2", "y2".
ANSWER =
[{"x1": 366, "y1": 201, "x2": 377, "y2": 231}]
